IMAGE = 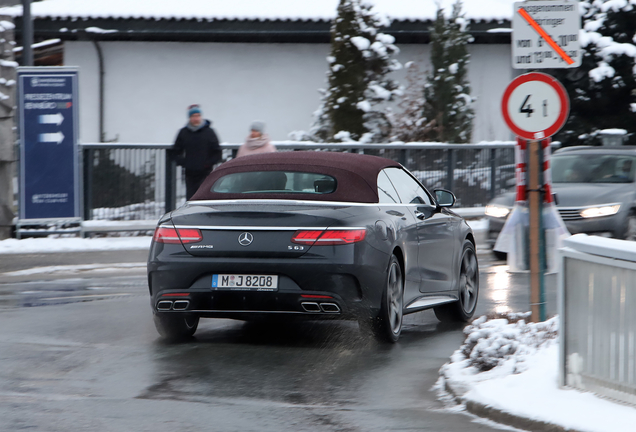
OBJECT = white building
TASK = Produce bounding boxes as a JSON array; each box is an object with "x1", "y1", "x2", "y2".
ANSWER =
[{"x1": 3, "y1": 0, "x2": 519, "y2": 144}]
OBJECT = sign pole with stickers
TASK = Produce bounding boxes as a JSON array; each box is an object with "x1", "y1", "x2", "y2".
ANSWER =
[
  {"x1": 17, "y1": 67, "x2": 80, "y2": 237},
  {"x1": 498, "y1": 72, "x2": 571, "y2": 322}
]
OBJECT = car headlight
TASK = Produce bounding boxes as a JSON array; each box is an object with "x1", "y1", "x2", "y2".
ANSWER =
[
  {"x1": 580, "y1": 204, "x2": 621, "y2": 219},
  {"x1": 485, "y1": 204, "x2": 511, "y2": 218}
]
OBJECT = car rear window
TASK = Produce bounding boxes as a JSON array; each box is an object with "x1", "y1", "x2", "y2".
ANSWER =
[{"x1": 211, "y1": 171, "x2": 337, "y2": 194}]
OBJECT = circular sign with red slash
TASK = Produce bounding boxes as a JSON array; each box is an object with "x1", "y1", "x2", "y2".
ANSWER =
[{"x1": 501, "y1": 72, "x2": 569, "y2": 140}]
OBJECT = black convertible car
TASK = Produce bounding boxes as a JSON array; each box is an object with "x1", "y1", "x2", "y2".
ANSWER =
[{"x1": 148, "y1": 151, "x2": 478, "y2": 342}]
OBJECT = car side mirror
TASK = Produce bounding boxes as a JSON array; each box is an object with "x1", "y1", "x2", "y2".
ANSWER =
[{"x1": 434, "y1": 189, "x2": 456, "y2": 208}]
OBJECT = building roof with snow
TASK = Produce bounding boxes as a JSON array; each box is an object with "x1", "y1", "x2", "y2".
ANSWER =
[
  {"x1": 1, "y1": 0, "x2": 517, "y2": 22},
  {"x1": 1, "y1": 0, "x2": 516, "y2": 45}
]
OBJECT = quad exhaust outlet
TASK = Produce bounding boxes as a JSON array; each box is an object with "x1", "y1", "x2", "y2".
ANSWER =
[{"x1": 156, "y1": 300, "x2": 190, "y2": 311}]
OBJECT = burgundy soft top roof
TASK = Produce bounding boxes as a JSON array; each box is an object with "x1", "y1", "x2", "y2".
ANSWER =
[{"x1": 191, "y1": 151, "x2": 402, "y2": 203}]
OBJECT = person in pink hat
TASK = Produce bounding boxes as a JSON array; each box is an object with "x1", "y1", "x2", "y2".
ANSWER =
[{"x1": 236, "y1": 121, "x2": 276, "y2": 158}]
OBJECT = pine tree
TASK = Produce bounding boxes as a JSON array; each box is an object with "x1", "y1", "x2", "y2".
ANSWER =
[
  {"x1": 550, "y1": 0, "x2": 636, "y2": 146},
  {"x1": 422, "y1": 1, "x2": 474, "y2": 143},
  {"x1": 311, "y1": 0, "x2": 401, "y2": 142}
]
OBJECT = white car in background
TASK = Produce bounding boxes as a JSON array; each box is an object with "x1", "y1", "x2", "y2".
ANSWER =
[{"x1": 486, "y1": 146, "x2": 636, "y2": 259}]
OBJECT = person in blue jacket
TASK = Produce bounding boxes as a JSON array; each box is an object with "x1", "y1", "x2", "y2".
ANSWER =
[{"x1": 172, "y1": 104, "x2": 221, "y2": 200}]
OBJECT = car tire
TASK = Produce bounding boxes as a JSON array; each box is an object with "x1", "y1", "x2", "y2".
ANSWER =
[
  {"x1": 624, "y1": 212, "x2": 636, "y2": 241},
  {"x1": 364, "y1": 255, "x2": 404, "y2": 343},
  {"x1": 153, "y1": 313, "x2": 199, "y2": 340},
  {"x1": 434, "y1": 240, "x2": 479, "y2": 323}
]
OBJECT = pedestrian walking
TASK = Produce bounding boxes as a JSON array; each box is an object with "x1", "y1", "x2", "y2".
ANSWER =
[
  {"x1": 172, "y1": 104, "x2": 221, "y2": 200},
  {"x1": 236, "y1": 121, "x2": 276, "y2": 158}
]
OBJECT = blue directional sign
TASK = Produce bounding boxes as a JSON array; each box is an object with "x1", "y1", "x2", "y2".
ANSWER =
[{"x1": 18, "y1": 67, "x2": 80, "y2": 220}]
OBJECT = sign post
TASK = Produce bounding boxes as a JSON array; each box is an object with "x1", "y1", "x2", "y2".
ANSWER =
[
  {"x1": 17, "y1": 67, "x2": 80, "y2": 236},
  {"x1": 512, "y1": 0, "x2": 581, "y2": 69},
  {"x1": 501, "y1": 72, "x2": 570, "y2": 322}
]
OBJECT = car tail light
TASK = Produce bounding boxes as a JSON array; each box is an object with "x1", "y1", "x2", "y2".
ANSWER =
[
  {"x1": 291, "y1": 229, "x2": 366, "y2": 246},
  {"x1": 176, "y1": 228, "x2": 203, "y2": 243},
  {"x1": 290, "y1": 230, "x2": 324, "y2": 245},
  {"x1": 153, "y1": 226, "x2": 202, "y2": 244},
  {"x1": 153, "y1": 227, "x2": 180, "y2": 244}
]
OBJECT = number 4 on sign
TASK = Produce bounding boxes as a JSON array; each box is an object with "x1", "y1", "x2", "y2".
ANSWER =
[
  {"x1": 520, "y1": 95, "x2": 534, "y2": 117},
  {"x1": 520, "y1": 95, "x2": 549, "y2": 118}
]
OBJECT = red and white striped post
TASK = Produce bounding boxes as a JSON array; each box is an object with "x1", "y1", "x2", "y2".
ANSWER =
[
  {"x1": 515, "y1": 137, "x2": 527, "y2": 203},
  {"x1": 542, "y1": 138, "x2": 553, "y2": 204}
]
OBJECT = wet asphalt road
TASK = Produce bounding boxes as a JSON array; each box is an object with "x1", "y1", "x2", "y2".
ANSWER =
[{"x1": 0, "y1": 249, "x2": 556, "y2": 432}]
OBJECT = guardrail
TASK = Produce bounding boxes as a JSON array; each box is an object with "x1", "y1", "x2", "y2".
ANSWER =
[
  {"x1": 80, "y1": 141, "x2": 521, "y2": 221},
  {"x1": 559, "y1": 234, "x2": 636, "y2": 405}
]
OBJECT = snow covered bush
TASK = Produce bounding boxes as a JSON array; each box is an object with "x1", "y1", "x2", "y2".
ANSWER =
[
  {"x1": 550, "y1": 0, "x2": 636, "y2": 146},
  {"x1": 311, "y1": 0, "x2": 401, "y2": 142},
  {"x1": 459, "y1": 312, "x2": 558, "y2": 373},
  {"x1": 421, "y1": 0, "x2": 475, "y2": 143}
]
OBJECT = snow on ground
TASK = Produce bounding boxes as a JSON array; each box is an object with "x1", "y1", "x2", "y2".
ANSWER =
[
  {"x1": 1, "y1": 262, "x2": 146, "y2": 276},
  {"x1": 0, "y1": 236, "x2": 152, "y2": 255},
  {"x1": 439, "y1": 314, "x2": 636, "y2": 432}
]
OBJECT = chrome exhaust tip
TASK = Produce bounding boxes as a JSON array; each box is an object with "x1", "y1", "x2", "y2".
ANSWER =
[
  {"x1": 301, "y1": 302, "x2": 321, "y2": 312},
  {"x1": 172, "y1": 300, "x2": 190, "y2": 311},
  {"x1": 157, "y1": 300, "x2": 173, "y2": 311},
  {"x1": 320, "y1": 303, "x2": 341, "y2": 313}
]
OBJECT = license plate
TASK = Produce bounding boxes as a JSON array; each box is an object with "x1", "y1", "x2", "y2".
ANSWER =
[{"x1": 212, "y1": 274, "x2": 278, "y2": 291}]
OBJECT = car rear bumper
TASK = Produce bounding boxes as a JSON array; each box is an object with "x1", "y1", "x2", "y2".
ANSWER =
[
  {"x1": 152, "y1": 290, "x2": 356, "y2": 320},
  {"x1": 148, "y1": 245, "x2": 390, "y2": 320}
]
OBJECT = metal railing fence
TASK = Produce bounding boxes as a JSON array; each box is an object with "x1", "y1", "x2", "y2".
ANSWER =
[
  {"x1": 559, "y1": 236, "x2": 636, "y2": 406},
  {"x1": 81, "y1": 141, "x2": 521, "y2": 221}
]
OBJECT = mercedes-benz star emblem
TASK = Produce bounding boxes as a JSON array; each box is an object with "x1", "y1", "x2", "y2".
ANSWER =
[{"x1": 238, "y1": 232, "x2": 254, "y2": 246}]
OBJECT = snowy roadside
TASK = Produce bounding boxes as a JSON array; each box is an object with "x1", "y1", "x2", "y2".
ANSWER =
[
  {"x1": 438, "y1": 314, "x2": 636, "y2": 432},
  {"x1": 0, "y1": 236, "x2": 152, "y2": 254}
]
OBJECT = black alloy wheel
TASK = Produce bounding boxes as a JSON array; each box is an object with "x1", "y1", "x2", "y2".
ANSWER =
[
  {"x1": 435, "y1": 240, "x2": 479, "y2": 323},
  {"x1": 153, "y1": 313, "x2": 199, "y2": 340},
  {"x1": 365, "y1": 254, "x2": 404, "y2": 343}
]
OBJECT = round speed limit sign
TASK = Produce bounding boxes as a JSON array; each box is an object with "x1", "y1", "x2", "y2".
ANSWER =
[{"x1": 501, "y1": 72, "x2": 569, "y2": 140}]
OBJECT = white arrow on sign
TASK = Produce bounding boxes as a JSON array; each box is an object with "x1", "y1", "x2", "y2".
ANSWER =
[
  {"x1": 38, "y1": 113, "x2": 64, "y2": 126},
  {"x1": 39, "y1": 132, "x2": 65, "y2": 144}
]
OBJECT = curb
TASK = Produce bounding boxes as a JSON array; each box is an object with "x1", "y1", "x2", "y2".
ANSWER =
[{"x1": 441, "y1": 372, "x2": 579, "y2": 432}]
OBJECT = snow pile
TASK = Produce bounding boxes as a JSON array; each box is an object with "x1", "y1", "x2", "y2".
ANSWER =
[
  {"x1": 457, "y1": 312, "x2": 558, "y2": 373},
  {"x1": 440, "y1": 312, "x2": 559, "y2": 397},
  {"x1": 0, "y1": 0, "x2": 518, "y2": 22},
  {"x1": 439, "y1": 313, "x2": 636, "y2": 432}
]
